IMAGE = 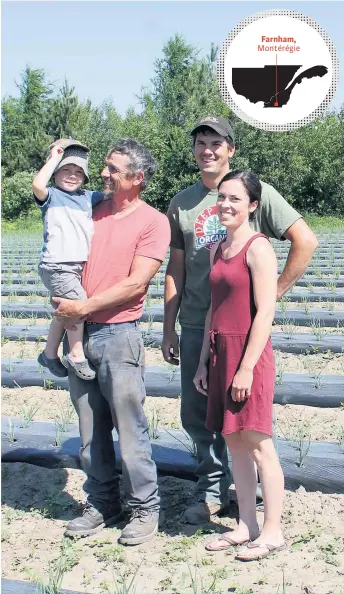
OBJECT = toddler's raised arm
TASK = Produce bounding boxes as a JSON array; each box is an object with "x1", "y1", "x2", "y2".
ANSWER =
[{"x1": 32, "y1": 145, "x2": 64, "y2": 202}]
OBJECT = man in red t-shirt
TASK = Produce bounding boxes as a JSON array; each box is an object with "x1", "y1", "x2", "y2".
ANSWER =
[{"x1": 53, "y1": 139, "x2": 170, "y2": 545}]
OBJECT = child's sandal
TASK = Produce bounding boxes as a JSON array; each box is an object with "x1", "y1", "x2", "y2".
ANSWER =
[
  {"x1": 61, "y1": 354, "x2": 96, "y2": 381},
  {"x1": 37, "y1": 352, "x2": 68, "y2": 378}
]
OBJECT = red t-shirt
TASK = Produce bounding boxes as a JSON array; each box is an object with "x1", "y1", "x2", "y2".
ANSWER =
[{"x1": 82, "y1": 200, "x2": 170, "y2": 323}]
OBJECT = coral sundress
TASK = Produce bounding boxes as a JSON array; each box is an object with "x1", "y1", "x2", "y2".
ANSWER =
[{"x1": 206, "y1": 234, "x2": 275, "y2": 436}]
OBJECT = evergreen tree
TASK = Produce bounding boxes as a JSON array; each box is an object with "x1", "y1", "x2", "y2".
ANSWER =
[
  {"x1": 2, "y1": 66, "x2": 53, "y2": 175},
  {"x1": 1, "y1": 40, "x2": 343, "y2": 220},
  {"x1": 47, "y1": 79, "x2": 79, "y2": 139},
  {"x1": 145, "y1": 34, "x2": 231, "y2": 211}
]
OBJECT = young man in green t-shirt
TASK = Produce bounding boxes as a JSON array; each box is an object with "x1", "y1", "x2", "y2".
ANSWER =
[{"x1": 162, "y1": 116, "x2": 318, "y2": 525}]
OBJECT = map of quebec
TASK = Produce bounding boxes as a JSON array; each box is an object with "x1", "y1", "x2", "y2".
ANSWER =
[{"x1": 232, "y1": 65, "x2": 328, "y2": 107}]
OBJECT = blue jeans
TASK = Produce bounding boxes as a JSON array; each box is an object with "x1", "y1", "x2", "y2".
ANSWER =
[
  {"x1": 68, "y1": 322, "x2": 160, "y2": 512},
  {"x1": 180, "y1": 326, "x2": 231, "y2": 504}
]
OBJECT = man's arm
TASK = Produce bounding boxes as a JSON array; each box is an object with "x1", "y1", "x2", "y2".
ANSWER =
[
  {"x1": 277, "y1": 218, "x2": 318, "y2": 299},
  {"x1": 161, "y1": 247, "x2": 185, "y2": 365},
  {"x1": 52, "y1": 255, "x2": 162, "y2": 319},
  {"x1": 32, "y1": 146, "x2": 64, "y2": 201},
  {"x1": 192, "y1": 241, "x2": 218, "y2": 395}
]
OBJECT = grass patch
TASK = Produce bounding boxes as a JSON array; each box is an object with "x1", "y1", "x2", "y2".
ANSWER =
[
  {"x1": 93, "y1": 544, "x2": 126, "y2": 566},
  {"x1": 303, "y1": 214, "x2": 344, "y2": 232},
  {"x1": 2, "y1": 214, "x2": 344, "y2": 237},
  {"x1": 2, "y1": 210, "x2": 43, "y2": 234},
  {"x1": 36, "y1": 537, "x2": 81, "y2": 593}
]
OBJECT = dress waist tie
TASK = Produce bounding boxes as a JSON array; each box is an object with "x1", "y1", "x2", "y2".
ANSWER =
[{"x1": 209, "y1": 329, "x2": 219, "y2": 366}]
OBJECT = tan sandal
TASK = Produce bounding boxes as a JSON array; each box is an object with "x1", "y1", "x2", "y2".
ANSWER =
[
  {"x1": 235, "y1": 542, "x2": 286, "y2": 561},
  {"x1": 205, "y1": 533, "x2": 250, "y2": 552}
]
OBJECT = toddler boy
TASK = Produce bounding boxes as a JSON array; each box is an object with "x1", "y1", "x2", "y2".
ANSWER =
[{"x1": 33, "y1": 139, "x2": 103, "y2": 380}]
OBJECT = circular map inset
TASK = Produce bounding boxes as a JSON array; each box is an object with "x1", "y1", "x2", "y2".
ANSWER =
[{"x1": 217, "y1": 10, "x2": 339, "y2": 131}]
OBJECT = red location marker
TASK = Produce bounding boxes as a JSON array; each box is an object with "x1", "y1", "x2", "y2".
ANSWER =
[{"x1": 274, "y1": 54, "x2": 279, "y2": 107}]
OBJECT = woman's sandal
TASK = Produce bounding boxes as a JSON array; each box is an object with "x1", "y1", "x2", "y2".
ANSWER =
[
  {"x1": 235, "y1": 542, "x2": 286, "y2": 561},
  {"x1": 37, "y1": 352, "x2": 68, "y2": 378},
  {"x1": 61, "y1": 354, "x2": 96, "y2": 381},
  {"x1": 205, "y1": 533, "x2": 251, "y2": 552}
]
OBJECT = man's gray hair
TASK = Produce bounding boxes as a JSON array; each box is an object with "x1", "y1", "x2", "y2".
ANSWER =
[{"x1": 107, "y1": 138, "x2": 157, "y2": 190}]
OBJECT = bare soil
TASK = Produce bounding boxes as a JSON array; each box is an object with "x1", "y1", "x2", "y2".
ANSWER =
[
  {"x1": 272, "y1": 325, "x2": 343, "y2": 334},
  {"x1": 2, "y1": 293, "x2": 344, "y2": 310},
  {"x1": 1, "y1": 344, "x2": 344, "y2": 444},
  {"x1": 1, "y1": 384, "x2": 343, "y2": 444},
  {"x1": 1, "y1": 316, "x2": 50, "y2": 326},
  {"x1": 2, "y1": 342, "x2": 344, "y2": 374},
  {"x1": 2, "y1": 254, "x2": 344, "y2": 594},
  {"x1": 2, "y1": 463, "x2": 344, "y2": 594}
]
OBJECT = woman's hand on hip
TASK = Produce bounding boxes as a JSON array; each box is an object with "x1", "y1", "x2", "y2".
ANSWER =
[
  {"x1": 193, "y1": 362, "x2": 208, "y2": 396},
  {"x1": 231, "y1": 367, "x2": 253, "y2": 402}
]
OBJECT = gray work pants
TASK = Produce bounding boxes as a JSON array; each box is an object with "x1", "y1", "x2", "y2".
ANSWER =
[
  {"x1": 68, "y1": 322, "x2": 160, "y2": 512},
  {"x1": 180, "y1": 326, "x2": 231, "y2": 504}
]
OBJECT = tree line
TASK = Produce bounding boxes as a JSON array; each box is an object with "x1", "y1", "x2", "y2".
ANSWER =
[{"x1": 2, "y1": 34, "x2": 344, "y2": 221}]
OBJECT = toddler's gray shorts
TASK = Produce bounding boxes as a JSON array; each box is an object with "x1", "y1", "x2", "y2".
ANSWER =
[{"x1": 38, "y1": 261, "x2": 87, "y2": 300}]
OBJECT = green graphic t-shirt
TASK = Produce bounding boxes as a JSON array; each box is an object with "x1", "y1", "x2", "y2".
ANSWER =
[{"x1": 167, "y1": 179, "x2": 302, "y2": 329}]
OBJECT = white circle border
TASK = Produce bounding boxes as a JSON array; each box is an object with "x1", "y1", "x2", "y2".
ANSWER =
[{"x1": 217, "y1": 9, "x2": 339, "y2": 131}]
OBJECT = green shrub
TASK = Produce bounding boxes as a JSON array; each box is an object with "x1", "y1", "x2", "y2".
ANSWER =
[{"x1": 1, "y1": 170, "x2": 36, "y2": 220}]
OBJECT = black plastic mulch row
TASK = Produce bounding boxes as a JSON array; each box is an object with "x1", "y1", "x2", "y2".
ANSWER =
[
  {"x1": 2, "y1": 304, "x2": 344, "y2": 327},
  {"x1": 2, "y1": 421, "x2": 343, "y2": 494},
  {"x1": 1, "y1": 579, "x2": 88, "y2": 594},
  {"x1": 2, "y1": 284, "x2": 344, "y2": 302},
  {"x1": 3, "y1": 274, "x2": 344, "y2": 288},
  {"x1": 3, "y1": 265, "x2": 344, "y2": 276},
  {"x1": 2, "y1": 325, "x2": 344, "y2": 354},
  {"x1": 2, "y1": 360, "x2": 344, "y2": 408}
]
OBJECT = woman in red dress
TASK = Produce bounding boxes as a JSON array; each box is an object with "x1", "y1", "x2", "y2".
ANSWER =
[{"x1": 193, "y1": 170, "x2": 285, "y2": 561}]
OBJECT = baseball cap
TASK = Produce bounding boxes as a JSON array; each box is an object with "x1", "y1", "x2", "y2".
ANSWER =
[
  {"x1": 191, "y1": 116, "x2": 235, "y2": 144},
  {"x1": 50, "y1": 139, "x2": 90, "y2": 184}
]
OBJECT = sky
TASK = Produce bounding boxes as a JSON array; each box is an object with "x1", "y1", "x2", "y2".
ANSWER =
[{"x1": 2, "y1": 0, "x2": 344, "y2": 115}]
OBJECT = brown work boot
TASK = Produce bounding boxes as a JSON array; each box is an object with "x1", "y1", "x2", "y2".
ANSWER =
[
  {"x1": 118, "y1": 508, "x2": 159, "y2": 545},
  {"x1": 180, "y1": 501, "x2": 229, "y2": 525},
  {"x1": 65, "y1": 502, "x2": 124, "y2": 538}
]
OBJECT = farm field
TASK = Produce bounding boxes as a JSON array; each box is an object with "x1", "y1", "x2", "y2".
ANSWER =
[{"x1": 1, "y1": 231, "x2": 344, "y2": 594}]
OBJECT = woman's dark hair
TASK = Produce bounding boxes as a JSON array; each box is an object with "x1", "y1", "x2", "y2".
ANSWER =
[{"x1": 217, "y1": 170, "x2": 261, "y2": 220}]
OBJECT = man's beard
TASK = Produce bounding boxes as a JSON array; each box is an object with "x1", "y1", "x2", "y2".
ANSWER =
[{"x1": 103, "y1": 188, "x2": 113, "y2": 200}]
